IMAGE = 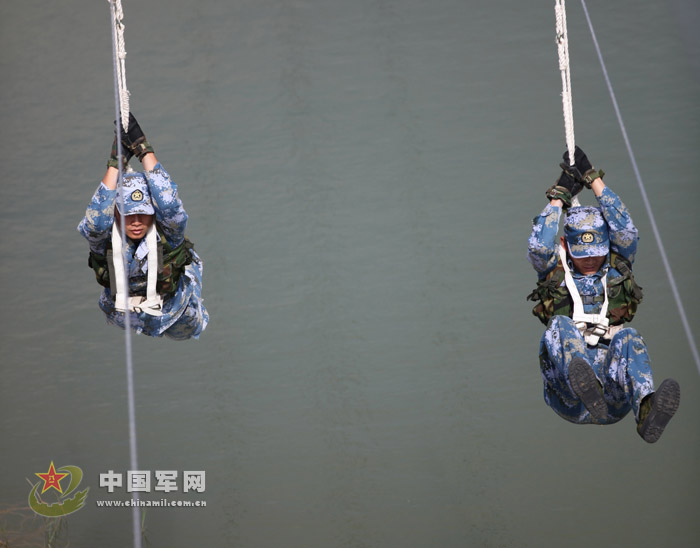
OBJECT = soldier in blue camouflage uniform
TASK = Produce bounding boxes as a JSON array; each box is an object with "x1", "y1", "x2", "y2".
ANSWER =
[
  {"x1": 527, "y1": 146, "x2": 679, "y2": 443},
  {"x1": 78, "y1": 114, "x2": 208, "y2": 340}
]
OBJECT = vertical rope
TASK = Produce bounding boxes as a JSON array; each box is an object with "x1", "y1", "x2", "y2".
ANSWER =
[
  {"x1": 579, "y1": 0, "x2": 700, "y2": 375},
  {"x1": 555, "y1": 0, "x2": 576, "y2": 168},
  {"x1": 108, "y1": 2, "x2": 143, "y2": 547},
  {"x1": 111, "y1": 0, "x2": 130, "y2": 132}
]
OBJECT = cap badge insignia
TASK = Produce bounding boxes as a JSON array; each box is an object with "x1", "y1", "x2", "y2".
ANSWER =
[{"x1": 581, "y1": 232, "x2": 595, "y2": 244}]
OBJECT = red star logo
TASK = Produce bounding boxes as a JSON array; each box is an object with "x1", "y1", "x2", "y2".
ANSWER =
[{"x1": 35, "y1": 461, "x2": 69, "y2": 494}]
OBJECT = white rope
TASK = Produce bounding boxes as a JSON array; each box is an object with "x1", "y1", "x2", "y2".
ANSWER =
[
  {"x1": 555, "y1": 0, "x2": 576, "y2": 168},
  {"x1": 111, "y1": 0, "x2": 130, "y2": 132},
  {"x1": 579, "y1": 0, "x2": 700, "y2": 375},
  {"x1": 108, "y1": 2, "x2": 142, "y2": 547},
  {"x1": 555, "y1": 0, "x2": 581, "y2": 206}
]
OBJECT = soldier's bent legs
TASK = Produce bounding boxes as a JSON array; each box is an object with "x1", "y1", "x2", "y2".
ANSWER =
[
  {"x1": 601, "y1": 327, "x2": 654, "y2": 421},
  {"x1": 539, "y1": 317, "x2": 656, "y2": 425},
  {"x1": 539, "y1": 316, "x2": 603, "y2": 424}
]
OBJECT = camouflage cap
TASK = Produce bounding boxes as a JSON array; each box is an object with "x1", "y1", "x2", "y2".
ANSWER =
[
  {"x1": 115, "y1": 172, "x2": 155, "y2": 216},
  {"x1": 564, "y1": 206, "x2": 609, "y2": 258}
]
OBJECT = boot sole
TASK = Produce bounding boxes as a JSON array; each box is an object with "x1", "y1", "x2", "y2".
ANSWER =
[
  {"x1": 639, "y1": 379, "x2": 681, "y2": 443},
  {"x1": 568, "y1": 358, "x2": 607, "y2": 423}
]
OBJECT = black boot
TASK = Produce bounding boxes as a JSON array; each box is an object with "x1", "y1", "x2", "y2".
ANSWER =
[
  {"x1": 637, "y1": 379, "x2": 680, "y2": 443},
  {"x1": 568, "y1": 357, "x2": 607, "y2": 423}
]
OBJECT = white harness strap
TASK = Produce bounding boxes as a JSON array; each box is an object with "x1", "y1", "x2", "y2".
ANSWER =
[
  {"x1": 111, "y1": 223, "x2": 164, "y2": 316},
  {"x1": 558, "y1": 245, "x2": 622, "y2": 345}
]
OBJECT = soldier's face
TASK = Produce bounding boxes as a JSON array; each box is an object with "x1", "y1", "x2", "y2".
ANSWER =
[
  {"x1": 561, "y1": 237, "x2": 606, "y2": 275},
  {"x1": 571, "y1": 254, "x2": 606, "y2": 275},
  {"x1": 115, "y1": 210, "x2": 154, "y2": 240}
]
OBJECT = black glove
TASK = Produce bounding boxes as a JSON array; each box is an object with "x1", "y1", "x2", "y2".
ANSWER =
[
  {"x1": 555, "y1": 168, "x2": 583, "y2": 197},
  {"x1": 561, "y1": 145, "x2": 604, "y2": 188},
  {"x1": 562, "y1": 145, "x2": 592, "y2": 173},
  {"x1": 544, "y1": 169, "x2": 583, "y2": 210},
  {"x1": 119, "y1": 113, "x2": 154, "y2": 161},
  {"x1": 107, "y1": 135, "x2": 133, "y2": 169}
]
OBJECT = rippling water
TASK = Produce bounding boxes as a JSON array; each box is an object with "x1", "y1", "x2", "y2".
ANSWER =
[{"x1": 1, "y1": 1, "x2": 699, "y2": 546}]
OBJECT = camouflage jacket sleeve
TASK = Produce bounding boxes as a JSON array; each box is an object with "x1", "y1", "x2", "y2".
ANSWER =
[
  {"x1": 145, "y1": 163, "x2": 188, "y2": 248},
  {"x1": 596, "y1": 186, "x2": 638, "y2": 264},
  {"x1": 527, "y1": 203, "x2": 562, "y2": 279},
  {"x1": 77, "y1": 182, "x2": 117, "y2": 254}
]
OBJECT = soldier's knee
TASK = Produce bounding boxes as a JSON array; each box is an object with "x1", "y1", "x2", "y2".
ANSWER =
[
  {"x1": 612, "y1": 326, "x2": 643, "y2": 342},
  {"x1": 547, "y1": 315, "x2": 577, "y2": 331}
]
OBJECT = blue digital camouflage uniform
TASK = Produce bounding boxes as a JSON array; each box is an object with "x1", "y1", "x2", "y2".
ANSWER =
[
  {"x1": 527, "y1": 186, "x2": 654, "y2": 424},
  {"x1": 78, "y1": 163, "x2": 209, "y2": 339}
]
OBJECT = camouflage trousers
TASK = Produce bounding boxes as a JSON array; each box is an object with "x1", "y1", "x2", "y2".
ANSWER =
[
  {"x1": 161, "y1": 253, "x2": 209, "y2": 341},
  {"x1": 538, "y1": 316, "x2": 655, "y2": 424}
]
